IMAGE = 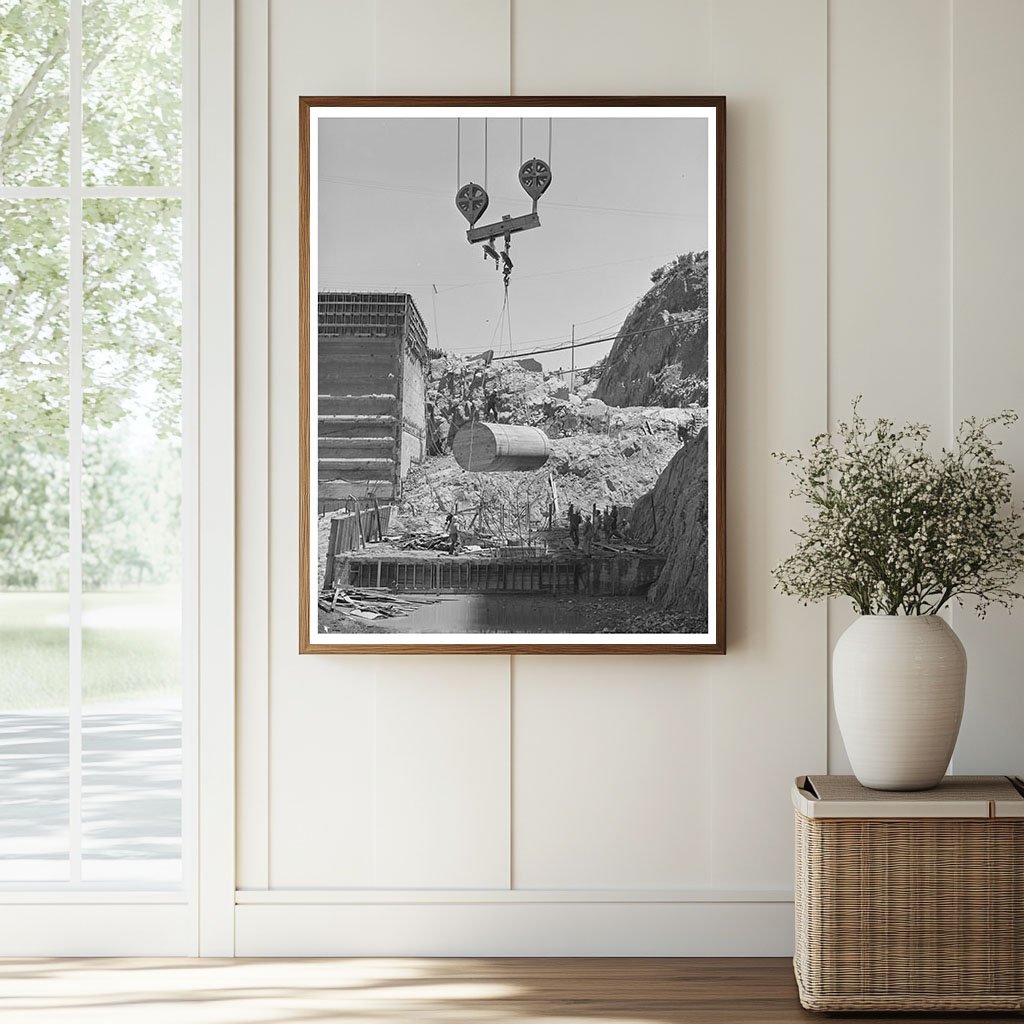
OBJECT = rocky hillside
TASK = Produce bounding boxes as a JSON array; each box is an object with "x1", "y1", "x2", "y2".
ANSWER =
[
  {"x1": 628, "y1": 426, "x2": 708, "y2": 621},
  {"x1": 594, "y1": 252, "x2": 709, "y2": 409}
]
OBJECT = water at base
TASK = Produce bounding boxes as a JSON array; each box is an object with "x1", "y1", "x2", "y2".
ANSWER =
[{"x1": 321, "y1": 593, "x2": 703, "y2": 635}]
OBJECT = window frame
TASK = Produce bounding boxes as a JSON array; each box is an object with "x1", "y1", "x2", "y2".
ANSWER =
[
  {"x1": 0, "y1": 0, "x2": 227, "y2": 951},
  {"x1": 0, "y1": 0, "x2": 195, "y2": 897}
]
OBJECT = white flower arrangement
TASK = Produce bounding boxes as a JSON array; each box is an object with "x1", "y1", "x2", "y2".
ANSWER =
[{"x1": 772, "y1": 401, "x2": 1024, "y2": 616}]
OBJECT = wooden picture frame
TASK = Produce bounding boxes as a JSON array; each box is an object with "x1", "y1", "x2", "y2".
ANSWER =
[{"x1": 300, "y1": 96, "x2": 725, "y2": 654}]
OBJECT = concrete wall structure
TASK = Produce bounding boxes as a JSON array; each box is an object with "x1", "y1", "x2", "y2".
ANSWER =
[
  {"x1": 317, "y1": 291, "x2": 428, "y2": 506},
  {"x1": 400, "y1": 346, "x2": 426, "y2": 479}
]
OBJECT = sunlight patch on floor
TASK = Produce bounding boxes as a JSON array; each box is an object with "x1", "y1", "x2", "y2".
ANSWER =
[{"x1": 0, "y1": 958, "x2": 675, "y2": 1024}]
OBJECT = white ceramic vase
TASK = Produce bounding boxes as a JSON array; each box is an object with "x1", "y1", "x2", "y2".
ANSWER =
[{"x1": 833, "y1": 615, "x2": 967, "y2": 791}]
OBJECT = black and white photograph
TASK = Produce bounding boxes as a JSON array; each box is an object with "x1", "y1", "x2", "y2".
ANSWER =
[{"x1": 301, "y1": 99, "x2": 724, "y2": 652}]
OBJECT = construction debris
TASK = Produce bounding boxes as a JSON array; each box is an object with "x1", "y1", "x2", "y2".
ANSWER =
[{"x1": 317, "y1": 586, "x2": 430, "y2": 622}]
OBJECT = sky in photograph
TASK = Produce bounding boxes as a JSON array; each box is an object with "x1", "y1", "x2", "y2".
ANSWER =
[{"x1": 318, "y1": 114, "x2": 708, "y2": 374}]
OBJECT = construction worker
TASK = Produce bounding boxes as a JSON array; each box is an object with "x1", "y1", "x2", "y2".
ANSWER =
[
  {"x1": 609, "y1": 506, "x2": 619, "y2": 538},
  {"x1": 426, "y1": 401, "x2": 447, "y2": 456},
  {"x1": 446, "y1": 512, "x2": 459, "y2": 554},
  {"x1": 580, "y1": 514, "x2": 594, "y2": 557},
  {"x1": 567, "y1": 504, "x2": 580, "y2": 548},
  {"x1": 484, "y1": 389, "x2": 498, "y2": 421},
  {"x1": 446, "y1": 398, "x2": 472, "y2": 450}
]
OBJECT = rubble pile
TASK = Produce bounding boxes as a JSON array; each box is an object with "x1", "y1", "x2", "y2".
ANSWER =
[
  {"x1": 425, "y1": 351, "x2": 616, "y2": 452},
  {"x1": 394, "y1": 409, "x2": 706, "y2": 542}
]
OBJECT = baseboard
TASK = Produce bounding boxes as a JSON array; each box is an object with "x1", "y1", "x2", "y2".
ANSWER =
[
  {"x1": 234, "y1": 899, "x2": 795, "y2": 956},
  {"x1": 0, "y1": 904, "x2": 196, "y2": 956}
]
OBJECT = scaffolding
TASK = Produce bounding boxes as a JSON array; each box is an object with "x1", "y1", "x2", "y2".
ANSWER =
[{"x1": 318, "y1": 291, "x2": 430, "y2": 364}]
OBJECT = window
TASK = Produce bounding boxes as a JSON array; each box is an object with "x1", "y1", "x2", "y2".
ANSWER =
[{"x1": 0, "y1": 0, "x2": 192, "y2": 889}]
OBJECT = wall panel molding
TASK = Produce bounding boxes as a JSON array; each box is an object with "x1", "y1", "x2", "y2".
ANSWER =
[
  {"x1": 198, "y1": 0, "x2": 237, "y2": 957},
  {"x1": 707, "y1": 0, "x2": 829, "y2": 889},
  {"x1": 236, "y1": 901, "x2": 794, "y2": 956},
  {"x1": 948, "y1": 0, "x2": 1024, "y2": 778},
  {"x1": 235, "y1": 0, "x2": 271, "y2": 894},
  {"x1": 236, "y1": 887, "x2": 791, "y2": 904},
  {"x1": 826, "y1": 0, "x2": 953, "y2": 774}
]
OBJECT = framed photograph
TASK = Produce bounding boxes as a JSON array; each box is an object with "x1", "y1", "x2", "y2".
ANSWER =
[{"x1": 300, "y1": 96, "x2": 725, "y2": 654}]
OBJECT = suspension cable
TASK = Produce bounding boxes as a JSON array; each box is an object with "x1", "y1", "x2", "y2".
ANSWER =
[
  {"x1": 456, "y1": 117, "x2": 460, "y2": 188},
  {"x1": 484, "y1": 118, "x2": 488, "y2": 190},
  {"x1": 547, "y1": 117, "x2": 552, "y2": 163},
  {"x1": 504, "y1": 285, "x2": 514, "y2": 357},
  {"x1": 487, "y1": 286, "x2": 508, "y2": 352},
  {"x1": 519, "y1": 117, "x2": 523, "y2": 166}
]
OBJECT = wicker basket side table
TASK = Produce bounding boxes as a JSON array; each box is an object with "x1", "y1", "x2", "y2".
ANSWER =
[{"x1": 793, "y1": 774, "x2": 1024, "y2": 1012}]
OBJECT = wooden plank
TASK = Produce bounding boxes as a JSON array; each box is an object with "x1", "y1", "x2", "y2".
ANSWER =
[
  {"x1": 353, "y1": 500, "x2": 365, "y2": 549},
  {"x1": 324, "y1": 517, "x2": 342, "y2": 589},
  {"x1": 371, "y1": 497, "x2": 385, "y2": 541}
]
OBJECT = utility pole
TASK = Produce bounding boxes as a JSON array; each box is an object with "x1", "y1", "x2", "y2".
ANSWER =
[{"x1": 570, "y1": 323, "x2": 575, "y2": 390}]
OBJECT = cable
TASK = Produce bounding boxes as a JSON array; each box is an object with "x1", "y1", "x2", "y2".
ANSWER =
[
  {"x1": 548, "y1": 117, "x2": 552, "y2": 163},
  {"x1": 487, "y1": 287, "x2": 507, "y2": 350},
  {"x1": 574, "y1": 299, "x2": 636, "y2": 326},
  {"x1": 438, "y1": 250, "x2": 683, "y2": 291},
  {"x1": 505, "y1": 285, "x2": 514, "y2": 357},
  {"x1": 319, "y1": 249, "x2": 683, "y2": 296},
  {"x1": 484, "y1": 118, "x2": 488, "y2": 191},
  {"x1": 456, "y1": 118, "x2": 460, "y2": 189},
  {"x1": 519, "y1": 117, "x2": 523, "y2": 167},
  {"x1": 435, "y1": 315, "x2": 614, "y2": 354},
  {"x1": 430, "y1": 283, "x2": 442, "y2": 348},
  {"x1": 319, "y1": 175, "x2": 702, "y2": 221},
  {"x1": 491, "y1": 319, "x2": 704, "y2": 362}
]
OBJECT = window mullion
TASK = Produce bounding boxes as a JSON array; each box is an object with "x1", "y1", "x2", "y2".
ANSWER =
[{"x1": 68, "y1": 0, "x2": 84, "y2": 886}]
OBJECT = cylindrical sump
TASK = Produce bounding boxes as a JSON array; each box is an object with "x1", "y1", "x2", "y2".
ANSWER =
[{"x1": 452, "y1": 422, "x2": 550, "y2": 472}]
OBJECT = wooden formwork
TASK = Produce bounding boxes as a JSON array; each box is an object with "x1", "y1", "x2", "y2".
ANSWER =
[
  {"x1": 330, "y1": 552, "x2": 666, "y2": 598},
  {"x1": 322, "y1": 502, "x2": 395, "y2": 588},
  {"x1": 343, "y1": 558, "x2": 584, "y2": 595}
]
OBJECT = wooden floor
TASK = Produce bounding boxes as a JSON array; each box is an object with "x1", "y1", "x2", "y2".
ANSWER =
[{"x1": 0, "y1": 957, "x2": 1019, "y2": 1023}]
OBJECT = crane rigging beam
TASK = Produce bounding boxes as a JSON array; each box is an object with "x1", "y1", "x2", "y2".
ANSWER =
[{"x1": 466, "y1": 211, "x2": 541, "y2": 245}]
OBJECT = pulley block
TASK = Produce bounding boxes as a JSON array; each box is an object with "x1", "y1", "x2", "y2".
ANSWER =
[
  {"x1": 455, "y1": 182, "x2": 489, "y2": 226},
  {"x1": 518, "y1": 158, "x2": 552, "y2": 202}
]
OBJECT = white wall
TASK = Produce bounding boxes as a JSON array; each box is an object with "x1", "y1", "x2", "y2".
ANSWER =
[{"x1": 234, "y1": 0, "x2": 1024, "y2": 955}]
